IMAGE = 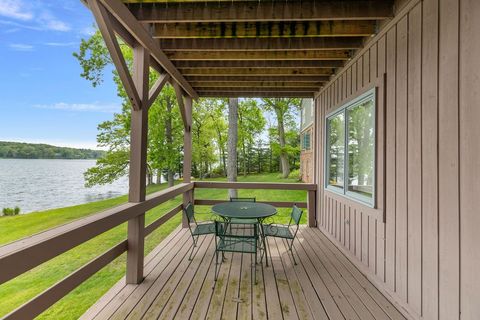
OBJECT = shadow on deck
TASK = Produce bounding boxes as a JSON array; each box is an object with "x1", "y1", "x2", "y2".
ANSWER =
[{"x1": 81, "y1": 226, "x2": 405, "y2": 320}]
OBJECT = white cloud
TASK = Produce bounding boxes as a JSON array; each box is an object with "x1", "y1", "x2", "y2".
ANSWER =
[
  {"x1": 0, "y1": 0, "x2": 33, "y2": 21},
  {"x1": 38, "y1": 11, "x2": 70, "y2": 32},
  {"x1": 34, "y1": 102, "x2": 121, "y2": 113},
  {"x1": 43, "y1": 41, "x2": 78, "y2": 47},
  {"x1": 9, "y1": 43, "x2": 34, "y2": 51},
  {"x1": 80, "y1": 25, "x2": 96, "y2": 36},
  {"x1": 0, "y1": 1, "x2": 70, "y2": 32}
]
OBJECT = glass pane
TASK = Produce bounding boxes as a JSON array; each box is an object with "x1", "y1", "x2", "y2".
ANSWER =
[
  {"x1": 327, "y1": 112, "x2": 345, "y2": 189},
  {"x1": 347, "y1": 97, "x2": 375, "y2": 200}
]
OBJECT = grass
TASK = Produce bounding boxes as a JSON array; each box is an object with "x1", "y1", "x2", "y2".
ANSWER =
[{"x1": 0, "y1": 173, "x2": 307, "y2": 319}]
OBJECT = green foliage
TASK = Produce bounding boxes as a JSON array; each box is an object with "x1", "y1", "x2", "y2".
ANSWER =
[
  {"x1": 0, "y1": 141, "x2": 104, "y2": 160},
  {"x1": 72, "y1": 29, "x2": 111, "y2": 88},
  {"x1": 2, "y1": 207, "x2": 20, "y2": 216}
]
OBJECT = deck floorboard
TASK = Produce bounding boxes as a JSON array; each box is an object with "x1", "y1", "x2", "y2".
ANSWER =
[{"x1": 82, "y1": 227, "x2": 406, "y2": 320}]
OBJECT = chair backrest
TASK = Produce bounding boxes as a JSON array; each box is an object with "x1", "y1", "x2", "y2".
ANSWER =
[
  {"x1": 290, "y1": 205, "x2": 303, "y2": 226},
  {"x1": 230, "y1": 197, "x2": 256, "y2": 202},
  {"x1": 183, "y1": 202, "x2": 195, "y2": 224},
  {"x1": 214, "y1": 220, "x2": 225, "y2": 236}
]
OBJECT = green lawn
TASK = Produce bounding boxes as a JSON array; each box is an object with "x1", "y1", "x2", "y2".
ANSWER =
[{"x1": 0, "y1": 173, "x2": 307, "y2": 319}]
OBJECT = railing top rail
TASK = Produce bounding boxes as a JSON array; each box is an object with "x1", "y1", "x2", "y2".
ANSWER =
[
  {"x1": 193, "y1": 181, "x2": 317, "y2": 191},
  {"x1": 0, "y1": 182, "x2": 193, "y2": 284}
]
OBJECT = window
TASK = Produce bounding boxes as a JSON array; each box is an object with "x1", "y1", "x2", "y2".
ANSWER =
[
  {"x1": 302, "y1": 132, "x2": 311, "y2": 150},
  {"x1": 325, "y1": 89, "x2": 375, "y2": 206}
]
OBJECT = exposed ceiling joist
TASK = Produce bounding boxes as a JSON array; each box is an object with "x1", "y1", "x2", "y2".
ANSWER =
[
  {"x1": 158, "y1": 37, "x2": 363, "y2": 51},
  {"x1": 193, "y1": 87, "x2": 318, "y2": 92},
  {"x1": 198, "y1": 91, "x2": 315, "y2": 98},
  {"x1": 190, "y1": 81, "x2": 324, "y2": 88},
  {"x1": 186, "y1": 76, "x2": 330, "y2": 82},
  {"x1": 152, "y1": 21, "x2": 376, "y2": 38},
  {"x1": 173, "y1": 60, "x2": 345, "y2": 68},
  {"x1": 127, "y1": 1, "x2": 393, "y2": 23},
  {"x1": 167, "y1": 50, "x2": 351, "y2": 61},
  {"x1": 180, "y1": 68, "x2": 334, "y2": 76},
  {"x1": 98, "y1": 0, "x2": 198, "y2": 99}
]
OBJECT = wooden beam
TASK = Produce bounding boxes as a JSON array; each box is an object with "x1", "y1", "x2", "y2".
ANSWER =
[
  {"x1": 158, "y1": 37, "x2": 364, "y2": 51},
  {"x1": 173, "y1": 82, "x2": 190, "y2": 131},
  {"x1": 194, "y1": 87, "x2": 319, "y2": 93},
  {"x1": 182, "y1": 96, "x2": 193, "y2": 228},
  {"x1": 126, "y1": 44, "x2": 149, "y2": 284},
  {"x1": 167, "y1": 50, "x2": 351, "y2": 61},
  {"x1": 190, "y1": 81, "x2": 324, "y2": 88},
  {"x1": 194, "y1": 199, "x2": 308, "y2": 209},
  {"x1": 307, "y1": 190, "x2": 317, "y2": 227},
  {"x1": 186, "y1": 75, "x2": 330, "y2": 82},
  {"x1": 198, "y1": 91, "x2": 315, "y2": 98},
  {"x1": 88, "y1": 0, "x2": 141, "y2": 109},
  {"x1": 98, "y1": 0, "x2": 197, "y2": 99},
  {"x1": 128, "y1": 1, "x2": 394, "y2": 23},
  {"x1": 152, "y1": 21, "x2": 377, "y2": 38},
  {"x1": 174, "y1": 60, "x2": 345, "y2": 69},
  {"x1": 147, "y1": 73, "x2": 170, "y2": 108},
  {"x1": 194, "y1": 181, "x2": 317, "y2": 191},
  {"x1": 180, "y1": 68, "x2": 334, "y2": 76}
]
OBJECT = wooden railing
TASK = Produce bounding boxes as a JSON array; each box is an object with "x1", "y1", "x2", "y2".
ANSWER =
[
  {"x1": 193, "y1": 181, "x2": 317, "y2": 226},
  {"x1": 0, "y1": 181, "x2": 316, "y2": 319}
]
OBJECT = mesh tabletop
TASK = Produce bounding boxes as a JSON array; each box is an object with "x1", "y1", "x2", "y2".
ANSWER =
[{"x1": 212, "y1": 202, "x2": 277, "y2": 219}]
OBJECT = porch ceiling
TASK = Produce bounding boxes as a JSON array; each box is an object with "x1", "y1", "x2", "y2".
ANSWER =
[{"x1": 116, "y1": 0, "x2": 394, "y2": 98}]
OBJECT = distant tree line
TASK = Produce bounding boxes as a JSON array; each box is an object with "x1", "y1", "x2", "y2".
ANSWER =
[{"x1": 0, "y1": 141, "x2": 104, "y2": 160}]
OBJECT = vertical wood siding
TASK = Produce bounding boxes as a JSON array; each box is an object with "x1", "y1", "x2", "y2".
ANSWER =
[{"x1": 315, "y1": 0, "x2": 480, "y2": 319}]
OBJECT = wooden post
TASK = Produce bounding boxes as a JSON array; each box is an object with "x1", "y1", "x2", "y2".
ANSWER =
[
  {"x1": 126, "y1": 44, "x2": 149, "y2": 284},
  {"x1": 307, "y1": 190, "x2": 317, "y2": 227},
  {"x1": 182, "y1": 95, "x2": 193, "y2": 228}
]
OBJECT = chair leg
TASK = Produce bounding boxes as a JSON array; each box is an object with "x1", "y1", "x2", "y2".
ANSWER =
[
  {"x1": 260, "y1": 225, "x2": 269, "y2": 267},
  {"x1": 189, "y1": 237, "x2": 197, "y2": 261},
  {"x1": 214, "y1": 249, "x2": 219, "y2": 281},
  {"x1": 253, "y1": 252, "x2": 257, "y2": 284},
  {"x1": 289, "y1": 240, "x2": 297, "y2": 265}
]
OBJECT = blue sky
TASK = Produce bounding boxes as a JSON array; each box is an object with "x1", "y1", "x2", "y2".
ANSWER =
[{"x1": 0, "y1": 0, "x2": 121, "y2": 149}]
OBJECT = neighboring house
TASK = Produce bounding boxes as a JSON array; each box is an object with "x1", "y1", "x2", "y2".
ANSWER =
[{"x1": 300, "y1": 98, "x2": 314, "y2": 183}]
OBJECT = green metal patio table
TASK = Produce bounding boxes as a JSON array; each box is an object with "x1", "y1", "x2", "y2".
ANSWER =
[{"x1": 212, "y1": 202, "x2": 277, "y2": 266}]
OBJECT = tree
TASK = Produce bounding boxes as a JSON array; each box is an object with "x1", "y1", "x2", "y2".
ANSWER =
[
  {"x1": 148, "y1": 84, "x2": 183, "y2": 187},
  {"x1": 74, "y1": 30, "x2": 183, "y2": 187},
  {"x1": 261, "y1": 98, "x2": 301, "y2": 178},
  {"x1": 227, "y1": 98, "x2": 238, "y2": 198},
  {"x1": 191, "y1": 99, "x2": 219, "y2": 179},
  {"x1": 238, "y1": 99, "x2": 266, "y2": 176}
]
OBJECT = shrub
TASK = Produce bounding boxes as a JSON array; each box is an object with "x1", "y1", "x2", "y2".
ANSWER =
[
  {"x1": 2, "y1": 206, "x2": 20, "y2": 216},
  {"x1": 288, "y1": 169, "x2": 301, "y2": 181}
]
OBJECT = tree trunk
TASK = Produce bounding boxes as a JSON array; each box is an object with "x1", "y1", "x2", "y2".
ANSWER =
[
  {"x1": 156, "y1": 171, "x2": 162, "y2": 184},
  {"x1": 167, "y1": 170, "x2": 174, "y2": 187},
  {"x1": 165, "y1": 100, "x2": 174, "y2": 187},
  {"x1": 227, "y1": 98, "x2": 238, "y2": 198},
  {"x1": 212, "y1": 115, "x2": 227, "y2": 176},
  {"x1": 276, "y1": 109, "x2": 290, "y2": 178}
]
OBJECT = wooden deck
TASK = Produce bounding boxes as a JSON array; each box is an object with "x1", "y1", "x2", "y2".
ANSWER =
[{"x1": 81, "y1": 226, "x2": 406, "y2": 320}]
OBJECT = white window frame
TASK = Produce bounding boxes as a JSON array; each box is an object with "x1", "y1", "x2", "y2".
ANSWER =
[{"x1": 324, "y1": 88, "x2": 376, "y2": 207}]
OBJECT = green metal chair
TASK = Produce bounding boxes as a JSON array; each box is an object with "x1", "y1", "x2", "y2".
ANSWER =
[
  {"x1": 183, "y1": 202, "x2": 216, "y2": 260},
  {"x1": 263, "y1": 205, "x2": 303, "y2": 265},
  {"x1": 228, "y1": 197, "x2": 258, "y2": 226},
  {"x1": 214, "y1": 220, "x2": 259, "y2": 283}
]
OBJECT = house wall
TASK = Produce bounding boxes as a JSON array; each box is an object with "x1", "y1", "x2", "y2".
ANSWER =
[
  {"x1": 314, "y1": 0, "x2": 480, "y2": 319},
  {"x1": 300, "y1": 125, "x2": 314, "y2": 183}
]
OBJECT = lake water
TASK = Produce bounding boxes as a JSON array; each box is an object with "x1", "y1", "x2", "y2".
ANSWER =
[{"x1": 0, "y1": 159, "x2": 130, "y2": 214}]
